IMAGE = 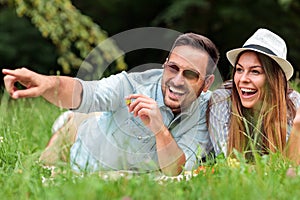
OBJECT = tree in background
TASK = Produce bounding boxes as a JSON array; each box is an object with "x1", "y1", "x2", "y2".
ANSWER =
[
  {"x1": 72, "y1": 0, "x2": 174, "y2": 72},
  {"x1": 151, "y1": 0, "x2": 300, "y2": 79},
  {"x1": 0, "y1": 7, "x2": 58, "y2": 74},
  {"x1": 0, "y1": 0, "x2": 127, "y2": 81},
  {"x1": 1, "y1": 0, "x2": 300, "y2": 82},
  {"x1": 71, "y1": 0, "x2": 300, "y2": 80}
]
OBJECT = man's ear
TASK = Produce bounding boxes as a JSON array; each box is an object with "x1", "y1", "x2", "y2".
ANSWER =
[
  {"x1": 163, "y1": 58, "x2": 168, "y2": 67},
  {"x1": 203, "y1": 75, "x2": 215, "y2": 92}
]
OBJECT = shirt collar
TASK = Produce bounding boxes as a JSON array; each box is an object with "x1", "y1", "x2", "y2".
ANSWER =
[{"x1": 155, "y1": 76, "x2": 166, "y2": 108}]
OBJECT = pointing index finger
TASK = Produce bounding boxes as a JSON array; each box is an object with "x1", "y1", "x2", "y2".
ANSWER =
[
  {"x1": 2, "y1": 68, "x2": 12, "y2": 75},
  {"x1": 2, "y1": 68, "x2": 30, "y2": 77}
]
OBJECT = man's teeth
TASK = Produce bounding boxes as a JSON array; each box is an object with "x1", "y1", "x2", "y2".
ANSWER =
[
  {"x1": 170, "y1": 86, "x2": 185, "y2": 95},
  {"x1": 241, "y1": 88, "x2": 256, "y2": 92}
]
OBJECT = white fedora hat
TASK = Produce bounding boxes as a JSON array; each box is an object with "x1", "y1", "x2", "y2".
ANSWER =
[{"x1": 226, "y1": 28, "x2": 294, "y2": 80}]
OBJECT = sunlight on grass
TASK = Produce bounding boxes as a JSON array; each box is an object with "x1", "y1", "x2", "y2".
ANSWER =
[{"x1": 1, "y1": 90, "x2": 300, "y2": 199}]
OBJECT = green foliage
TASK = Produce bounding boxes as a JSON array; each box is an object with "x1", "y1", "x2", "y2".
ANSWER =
[
  {"x1": 152, "y1": 0, "x2": 209, "y2": 27},
  {"x1": 72, "y1": 0, "x2": 300, "y2": 80},
  {"x1": 2, "y1": 0, "x2": 127, "y2": 79},
  {"x1": 0, "y1": 7, "x2": 58, "y2": 74},
  {"x1": 2, "y1": 0, "x2": 300, "y2": 81},
  {"x1": 72, "y1": 0, "x2": 172, "y2": 34},
  {"x1": 151, "y1": 0, "x2": 300, "y2": 80},
  {"x1": 1, "y1": 95, "x2": 300, "y2": 199}
]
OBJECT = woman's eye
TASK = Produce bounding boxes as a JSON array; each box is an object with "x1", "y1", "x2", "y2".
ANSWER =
[
  {"x1": 236, "y1": 68, "x2": 243, "y2": 73},
  {"x1": 251, "y1": 70, "x2": 260, "y2": 75}
]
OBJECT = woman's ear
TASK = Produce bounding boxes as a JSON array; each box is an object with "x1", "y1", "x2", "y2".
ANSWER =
[{"x1": 203, "y1": 75, "x2": 215, "y2": 92}]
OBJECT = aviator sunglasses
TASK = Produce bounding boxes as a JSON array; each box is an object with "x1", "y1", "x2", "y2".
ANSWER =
[{"x1": 163, "y1": 62, "x2": 205, "y2": 84}]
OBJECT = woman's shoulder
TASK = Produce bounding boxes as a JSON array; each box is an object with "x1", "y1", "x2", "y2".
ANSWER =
[
  {"x1": 288, "y1": 89, "x2": 300, "y2": 108},
  {"x1": 210, "y1": 80, "x2": 232, "y2": 103},
  {"x1": 211, "y1": 88, "x2": 231, "y2": 101},
  {"x1": 288, "y1": 89, "x2": 300, "y2": 97}
]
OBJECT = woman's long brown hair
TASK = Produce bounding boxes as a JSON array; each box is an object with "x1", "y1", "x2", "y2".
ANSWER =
[{"x1": 227, "y1": 51, "x2": 296, "y2": 158}]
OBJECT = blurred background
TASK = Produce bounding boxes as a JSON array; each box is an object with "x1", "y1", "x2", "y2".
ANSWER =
[{"x1": 1, "y1": 0, "x2": 300, "y2": 89}]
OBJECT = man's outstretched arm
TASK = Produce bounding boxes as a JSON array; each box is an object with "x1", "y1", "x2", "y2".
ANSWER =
[{"x1": 2, "y1": 68, "x2": 82, "y2": 109}]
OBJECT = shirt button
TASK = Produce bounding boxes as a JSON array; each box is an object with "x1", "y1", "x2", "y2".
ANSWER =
[{"x1": 137, "y1": 135, "x2": 142, "y2": 140}]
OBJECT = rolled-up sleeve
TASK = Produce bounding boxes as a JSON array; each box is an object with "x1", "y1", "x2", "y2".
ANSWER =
[{"x1": 73, "y1": 72, "x2": 132, "y2": 113}]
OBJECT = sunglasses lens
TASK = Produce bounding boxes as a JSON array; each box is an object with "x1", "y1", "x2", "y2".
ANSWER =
[
  {"x1": 164, "y1": 63, "x2": 200, "y2": 83},
  {"x1": 183, "y1": 70, "x2": 199, "y2": 82}
]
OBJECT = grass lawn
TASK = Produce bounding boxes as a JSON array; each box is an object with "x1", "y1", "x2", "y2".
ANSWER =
[{"x1": 1, "y1": 92, "x2": 300, "y2": 200}]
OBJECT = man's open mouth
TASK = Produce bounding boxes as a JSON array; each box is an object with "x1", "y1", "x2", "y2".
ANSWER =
[{"x1": 168, "y1": 86, "x2": 187, "y2": 99}]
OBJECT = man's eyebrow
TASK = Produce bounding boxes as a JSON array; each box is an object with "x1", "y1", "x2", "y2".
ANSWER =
[
  {"x1": 168, "y1": 61, "x2": 198, "y2": 70},
  {"x1": 168, "y1": 61, "x2": 202, "y2": 74},
  {"x1": 167, "y1": 61, "x2": 177, "y2": 65}
]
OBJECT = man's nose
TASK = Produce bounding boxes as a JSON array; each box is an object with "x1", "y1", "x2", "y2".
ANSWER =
[{"x1": 172, "y1": 72, "x2": 185, "y2": 86}]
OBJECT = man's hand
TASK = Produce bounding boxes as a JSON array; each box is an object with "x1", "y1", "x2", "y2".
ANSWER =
[
  {"x1": 125, "y1": 94, "x2": 186, "y2": 176},
  {"x1": 2, "y1": 68, "x2": 52, "y2": 99},
  {"x1": 2, "y1": 68, "x2": 82, "y2": 109},
  {"x1": 125, "y1": 94, "x2": 165, "y2": 134}
]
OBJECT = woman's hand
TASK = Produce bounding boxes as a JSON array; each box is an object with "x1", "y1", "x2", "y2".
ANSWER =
[
  {"x1": 293, "y1": 107, "x2": 300, "y2": 129},
  {"x1": 286, "y1": 107, "x2": 300, "y2": 165}
]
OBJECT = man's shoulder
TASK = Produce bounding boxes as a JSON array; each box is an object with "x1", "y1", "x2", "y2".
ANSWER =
[
  {"x1": 123, "y1": 69, "x2": 163, "y2": 88},
  {"x1": 199, "y1": 90, "x2": 212, "y2": 102},
  {"x1": 127, "y1": 68, "x2": 163, "y2": 80},
  {"x1": 110, "y1": 69, "x2": 162, "y2": 86}
]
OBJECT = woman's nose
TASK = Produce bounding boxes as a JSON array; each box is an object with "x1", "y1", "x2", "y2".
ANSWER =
[{"x1": 240, "y1": 72, "x2": 250, "y2": 82}]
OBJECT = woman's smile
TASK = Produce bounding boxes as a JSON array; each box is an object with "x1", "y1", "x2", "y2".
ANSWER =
[{"x1": 234, "y1": 51, "x2": 266, "y2": 109}]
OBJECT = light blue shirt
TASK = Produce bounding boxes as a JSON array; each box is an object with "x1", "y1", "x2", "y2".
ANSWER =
[
  {"x1": 209, "y1": 87, "x2": 300, "y2": 156},
  {"x1": 70, "y1": 69, "x2": 213, "y2": 173}
]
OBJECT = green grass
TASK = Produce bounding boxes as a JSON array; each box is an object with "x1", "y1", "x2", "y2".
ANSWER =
[{"x1": 1, "y1": 92, "x2": 300, "y2": 200}]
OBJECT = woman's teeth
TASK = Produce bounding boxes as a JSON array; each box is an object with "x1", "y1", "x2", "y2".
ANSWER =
[{"x1": 241, "y1": 88, "x2": 257, "y2": 95}]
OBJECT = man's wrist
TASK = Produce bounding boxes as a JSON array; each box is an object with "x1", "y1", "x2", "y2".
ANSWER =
[{"x1": 154, "y1": 125, "x2": 168, "y2": 137}]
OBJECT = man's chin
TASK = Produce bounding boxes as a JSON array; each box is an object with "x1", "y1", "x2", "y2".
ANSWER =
[
  {"x1": 165, "y1": 100, "x2": 182, "y2": 113},
  {"x1": 165, "y1": 95, "x2": 196, "y2": 113}
]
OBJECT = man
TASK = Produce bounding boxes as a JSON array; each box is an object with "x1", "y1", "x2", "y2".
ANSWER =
[{"x1": 3, "y1": 32, "x2": 219, "y2": 176}]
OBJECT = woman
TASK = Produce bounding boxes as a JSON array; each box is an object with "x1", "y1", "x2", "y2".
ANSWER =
[{"x1": 209, "y1": 28, "x2": 300, "y2": 163}]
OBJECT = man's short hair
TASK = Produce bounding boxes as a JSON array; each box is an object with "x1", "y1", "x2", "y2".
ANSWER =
[{"x1": 170, "y1": 33, "x2": 220, "y2": 76}]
